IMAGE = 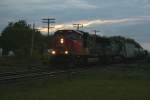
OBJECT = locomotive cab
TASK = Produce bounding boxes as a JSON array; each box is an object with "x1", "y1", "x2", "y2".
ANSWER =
[
  {"x1": 49, "y1": 30, "x2": 89, "y2": 65},
  {"x1": 50, "y1": 30, "x2": 85, "y2": 55}
]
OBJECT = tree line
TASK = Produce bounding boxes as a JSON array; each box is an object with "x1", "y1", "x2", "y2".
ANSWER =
[{"x1": 0, "y1": 20, "x2": 53, "y2": 58}]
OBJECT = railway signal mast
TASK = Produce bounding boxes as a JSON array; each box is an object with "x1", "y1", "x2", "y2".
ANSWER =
[
  {"x1": 42, "y1": 18, "x2": 55, "y2": 36},
  {"x1": 73, "y1": 24, "x2": 83, "y2": 30}
]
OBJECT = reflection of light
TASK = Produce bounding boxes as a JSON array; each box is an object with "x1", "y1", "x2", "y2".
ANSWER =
[
  {"x1": 65, "y1": 51, "x2": 68, "y2": 54},
  {"x1": 52, "y1": 51, "x2": 56, "y2": 55},
  {"x1": 60, "y1": 38, "x2": 64, "y2": 44}
]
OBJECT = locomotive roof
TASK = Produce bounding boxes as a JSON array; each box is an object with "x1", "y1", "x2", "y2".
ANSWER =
[{"x1": 55, "y1": 30, "x2": 88, "y2": 35}]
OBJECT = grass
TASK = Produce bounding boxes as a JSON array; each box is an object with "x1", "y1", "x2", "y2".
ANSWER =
[{"x1": 0, "y1": 63, "x2": 150, "y2": 100}]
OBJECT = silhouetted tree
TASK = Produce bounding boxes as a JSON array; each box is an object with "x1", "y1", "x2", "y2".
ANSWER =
[{"x1": 1, "y1": 20, "x2": 46, "y2": 57}]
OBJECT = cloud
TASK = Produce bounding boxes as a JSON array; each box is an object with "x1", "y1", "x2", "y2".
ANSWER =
[
  {"x1": 81, "y1": 16, "x2": 150, "y2": 27},
  {"x1": 1, "y1": 0, "x2": 150, "y2": 46},
  {"x1": 0, "y1": 0, "x2": 97, "y2": 10},
  {"x1": 141, "y1": 43, "x2": 150, "y2": 51},
  {"x1": 65, "y1": 0, "x2": 98, "y2": 10},
  {"x1": 39, "y1": 16, "x2": 150, "y2": 33}
]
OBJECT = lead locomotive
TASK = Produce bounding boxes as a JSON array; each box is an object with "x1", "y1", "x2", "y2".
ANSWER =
[{"x1": 49, "y1": 30, "x2": 147, "y2": 67}]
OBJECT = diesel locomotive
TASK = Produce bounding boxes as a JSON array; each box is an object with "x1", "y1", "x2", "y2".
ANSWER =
[{"x1": 48, "y1": 29, "x2": 147, "y2": 66}]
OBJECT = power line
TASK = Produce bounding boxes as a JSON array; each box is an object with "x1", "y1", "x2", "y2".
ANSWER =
[{"x1": 42, "y1": 18, "x2": 55, "y2": 36}]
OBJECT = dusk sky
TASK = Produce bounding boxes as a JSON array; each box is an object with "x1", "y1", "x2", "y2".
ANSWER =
[{"x1": 0, "y1": 0, "x2": 150, "y2": 51}]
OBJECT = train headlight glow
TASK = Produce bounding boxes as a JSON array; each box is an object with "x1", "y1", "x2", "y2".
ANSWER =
[
  {"x1": 60, "y1": 38, "x2": 64, "y2": 44},
  {"x1": 52, "y1": 51, "x2": 56, "y2": 55},
  {"x1": 65, "y1": 51, "x2": 68, "y2": 54}
]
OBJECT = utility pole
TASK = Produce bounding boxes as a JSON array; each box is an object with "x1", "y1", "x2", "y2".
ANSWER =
[
  {"x1": 42, "y1": 18, "x2": 55, "y2": 36},
  {"x1": 92, "y1": 30, "x2": 100, "y2": 36},
  {"x1": 92, "y1": 30, "x2": 100, "y2": 47},
  {"x1": 30, "y1": 23, "x2": 35, "y2": 56},
  {"x1": 73, "y1": 24, "x2": 83, "y2": 30}
]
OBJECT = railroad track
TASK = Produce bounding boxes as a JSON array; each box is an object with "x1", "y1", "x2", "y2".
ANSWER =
[
  {"x1": 0, "y1": 66, "x2": 86, "y2": 84},
  {"x1": 0, "y1": 71, "x2": 55, "y2": 83},
  {"x1": 0, "y1": 60, "x2": 147, "y2": 84}
]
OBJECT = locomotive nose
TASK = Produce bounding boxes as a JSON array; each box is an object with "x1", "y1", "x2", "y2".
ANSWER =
[{"x1": 51, "y1": 35, "x2": 70, "y2": 55}]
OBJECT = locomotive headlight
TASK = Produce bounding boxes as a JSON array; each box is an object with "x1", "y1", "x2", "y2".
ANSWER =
[
  {"x1": 65, "y1": 51, "x2": 68, "y2": 54},
  {"x1": 60, "y1": 38, "x2": 64, "y2": 44},
  {"x1": 52, "y1": 50, "x2": 56, "y2": 55}
]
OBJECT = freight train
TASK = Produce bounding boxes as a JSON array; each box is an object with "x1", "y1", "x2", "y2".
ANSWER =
[{"x1": 48, "y1": 30, "x2": 147, "y2": 67}]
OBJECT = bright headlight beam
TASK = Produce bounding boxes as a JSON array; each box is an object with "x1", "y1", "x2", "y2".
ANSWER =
[
  {"x1": 65, "y1": 51, "x2": 68, "y2": 54},
  {"x1": 60, "y1": 38, "x2": 64, "y2": 44},
  {"x1": 52, "y1": 51, "x2": 56, "y2": 55}
]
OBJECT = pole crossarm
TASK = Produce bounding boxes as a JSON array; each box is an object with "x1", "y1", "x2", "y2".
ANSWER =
[
  {"x1": 73, "y1": 24, "x2": 83, "y2": 30},
  {"x1": 42, "y1": 18, "x2": 56, "y2": 36}
]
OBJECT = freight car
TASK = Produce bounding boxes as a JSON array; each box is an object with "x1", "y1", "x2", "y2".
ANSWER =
[{"x1": 48, "y1": 30, "x2": 147, "y2": 66}]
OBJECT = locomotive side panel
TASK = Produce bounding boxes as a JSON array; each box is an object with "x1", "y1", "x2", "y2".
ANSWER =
[{"x1": 49, "y1": 29, "x2": 147, "y2": 67}]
